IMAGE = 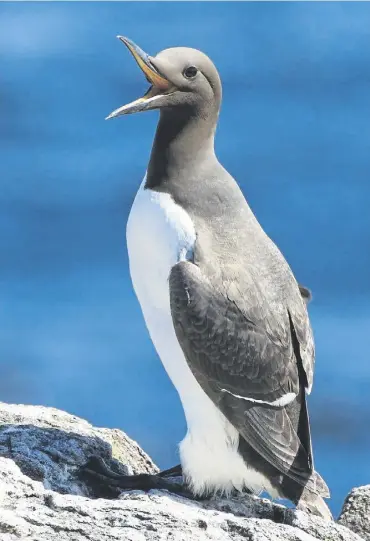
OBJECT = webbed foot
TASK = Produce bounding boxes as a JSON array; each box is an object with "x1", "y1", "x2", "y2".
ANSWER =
[{"x1": 79, "y1": 456, "x2": 194, "y2": 499}]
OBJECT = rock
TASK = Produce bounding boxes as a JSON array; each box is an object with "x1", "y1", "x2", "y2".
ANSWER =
[
  {"x1": 0, "y1": 402, "x2": 157, "y2": 500},
  {"x1": 339, "y1": 485, "x2": 370, "y2": 540},
  {"x1": 0, "y1": 402, "x2": 366, "y2": 541}
]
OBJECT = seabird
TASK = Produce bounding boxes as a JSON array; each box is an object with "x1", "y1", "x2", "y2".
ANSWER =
[{"x1": 84, "y1": 37, "x2": 331, "y2": 520}]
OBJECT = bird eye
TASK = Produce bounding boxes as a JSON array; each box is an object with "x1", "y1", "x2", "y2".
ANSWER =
[{"x1": 183, "y1": 66, "x2": 198, "y2": 79}]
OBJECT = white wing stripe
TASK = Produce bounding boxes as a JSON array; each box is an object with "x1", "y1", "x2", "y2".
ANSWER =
[{"x1": 220, "y1": 388, "x2": 296, "y2": 407}]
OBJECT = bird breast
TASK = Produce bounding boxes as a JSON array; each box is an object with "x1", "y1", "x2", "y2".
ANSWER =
[{"x1": 126, "y1": 179, "x2": 196, "y2": 313}]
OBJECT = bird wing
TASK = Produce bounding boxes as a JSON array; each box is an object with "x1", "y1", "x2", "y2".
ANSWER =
[
  {"x1": 288, "y1": 290, "x2": 315, "y2": 393},
  {"x1": 298, "y1": 284, "x2": 312, "y2": 304},
  {"x1": 169, "y1": 260, "x2": 322, "y2": 494}
]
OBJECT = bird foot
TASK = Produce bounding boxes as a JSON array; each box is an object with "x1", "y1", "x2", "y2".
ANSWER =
[
  {"x1": 158, "y1": 463, "x2": 183, "y2": 478},
  {"x1": 79, "y1": 456, "x2": 195, "y2": 500}
]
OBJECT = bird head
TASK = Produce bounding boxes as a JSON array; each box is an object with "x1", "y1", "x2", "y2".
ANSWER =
[{"x1": 106, "y1": 36, "x2": 222, "y2": 120}]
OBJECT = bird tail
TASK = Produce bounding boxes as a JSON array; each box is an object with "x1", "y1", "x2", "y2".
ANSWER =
[{"x1": 297, "y1": 484, "x2": 333, "y2": 521}]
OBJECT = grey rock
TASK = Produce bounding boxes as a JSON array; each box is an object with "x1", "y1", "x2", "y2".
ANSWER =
[
  {"x1": 339, "y1": 485, "x2": 370, "y2": 540},
  {"x1": 0, "y1": 402, "x2": 365, "y2": 541},
  {"x1": 0, "y1": 402, "x2": 157, "y2": 499}
]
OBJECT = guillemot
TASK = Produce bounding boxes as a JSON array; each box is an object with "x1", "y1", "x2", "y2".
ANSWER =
[{"x1": 83, "y1": 36, "x2": 331, "y2": 520}]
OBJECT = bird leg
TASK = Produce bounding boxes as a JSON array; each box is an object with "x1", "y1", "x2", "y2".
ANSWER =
[
  {"x1": 158, "y1": 464, "x2": 182, "y2": 477},
  {"x1": 80, "y1": 458, "x2": 251, "y2": 500},
  {"x1": 79, "y1": 456, "x2": 194, "y2": 499}
]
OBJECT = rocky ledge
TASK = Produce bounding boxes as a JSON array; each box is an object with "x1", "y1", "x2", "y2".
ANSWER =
[{"x1": 0, "y1": 402, "x2": 367, "y2": 541}]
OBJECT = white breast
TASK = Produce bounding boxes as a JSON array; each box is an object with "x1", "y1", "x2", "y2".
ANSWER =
[
  {"x1": 126, "y1": 178, "x2": 196, "y2": 312},
  {"x1": 126, "y1": 177, "x2": 279, "y2": 498}
]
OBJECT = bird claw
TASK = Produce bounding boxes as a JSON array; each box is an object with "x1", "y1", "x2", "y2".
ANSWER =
[
  {"x1": 83, "y1": 455, "x2": 127, "y2": 479},
  {"x1": 78, "y1": 458, "x2": 123, "y2": 499},
  {"x1": 158, "y1": 464, "x2": 183, "y2": 478},
  {"x1": 78, "y1": 457, "x2": 195, "y2": 500}
]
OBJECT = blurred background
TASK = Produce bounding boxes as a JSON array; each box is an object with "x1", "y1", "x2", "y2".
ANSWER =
[{"x1": 1, "y1": 1, "x2": 369, "y2": 516}]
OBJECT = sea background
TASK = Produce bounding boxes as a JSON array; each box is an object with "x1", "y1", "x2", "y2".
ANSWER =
[{"x1": 1, "y1": 2, "x2": 369, "y2": 516}]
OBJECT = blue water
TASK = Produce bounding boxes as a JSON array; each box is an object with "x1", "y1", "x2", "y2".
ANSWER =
[{"x1": 1, "y1": 2, "x2": 369, "y2": 516}]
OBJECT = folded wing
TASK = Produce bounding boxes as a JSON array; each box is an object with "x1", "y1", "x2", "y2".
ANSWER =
[{"x1": 169, "y1": 261, "x2": 327, "y2": 496}]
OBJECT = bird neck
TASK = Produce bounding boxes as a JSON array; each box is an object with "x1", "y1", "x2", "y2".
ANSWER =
[{"x1": 145, "y1": 108, "x2": 217, "y2": 190}]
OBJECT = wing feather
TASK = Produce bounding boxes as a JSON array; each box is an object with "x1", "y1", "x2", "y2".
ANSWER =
[{"x1": 169, "y1": 261, "x2": 325, "y2": 495}]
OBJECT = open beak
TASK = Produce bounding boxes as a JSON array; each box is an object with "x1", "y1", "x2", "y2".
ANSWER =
[{"x1": 106, "y1": 36, "x2": 172, "y2": 119}]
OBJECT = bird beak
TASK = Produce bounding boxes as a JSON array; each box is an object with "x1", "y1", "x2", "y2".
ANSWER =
[{"x1": 106, "y1": 36, "x2": 172, "y2": 119}]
